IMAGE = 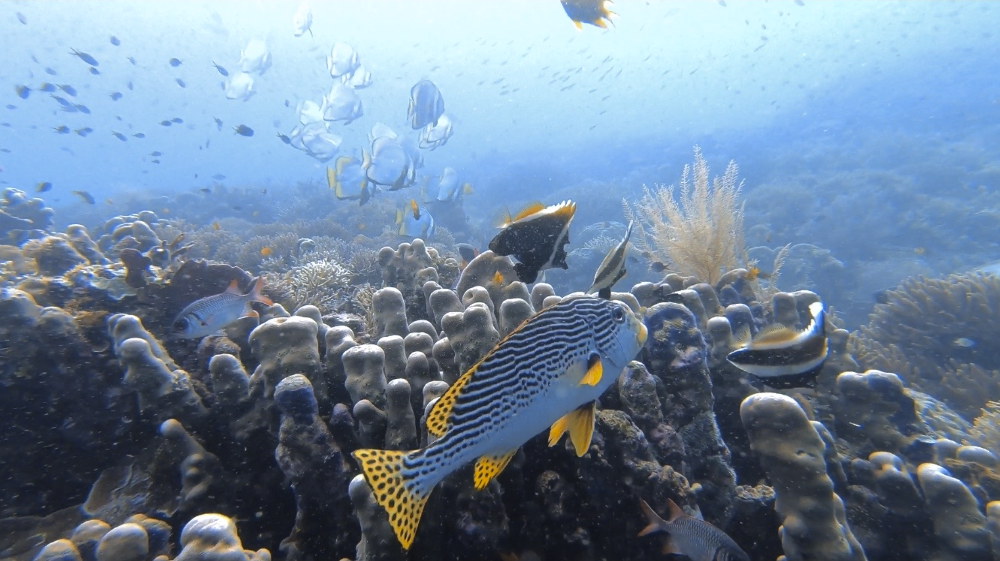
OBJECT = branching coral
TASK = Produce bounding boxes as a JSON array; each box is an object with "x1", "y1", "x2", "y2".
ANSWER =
[
  {"x1": 278, "y1": 258, "x2": 353, "y2": 314},
  {"x1": 624, "y1": 146, "x2": 746, "y2": 285},
  {"x1": 850, "y1": 273, "x2": 1000, "y2": 419}
]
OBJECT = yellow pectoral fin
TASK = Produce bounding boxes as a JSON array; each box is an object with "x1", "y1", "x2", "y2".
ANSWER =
[
  {"x1": 548, "y1": 401, "x2": 597, "y2": 457},
  {"x1": 580, "y1": 353, "x2": 603, "y2": 386},
  {"x1": 474, "y1": 449, "x2": 518, "y2": 490},
  {"x1": 352, "y1": 448, "x2": 428, "y2": 550}
]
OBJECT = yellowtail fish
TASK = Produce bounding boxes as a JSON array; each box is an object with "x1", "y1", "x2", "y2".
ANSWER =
[
  {"x1": 587, "y1": 220, "x2": 633, "y2": 299},
  {"x1": 638, "y1": 498, "x2": 750, "y2": 561},
  {"x1": 173, "y1": 277, "x2": 273, "y2": 339},
  {"x1": 726, "y1": 301, "x2": 827, "y2": 388},
  {"x1": 560, "y1": 0, "x2": 615, "y2": 30},
  {"x1": 353, "y1": 295, "x2": 648, "y2": 549},
  {"x1": 488, "y1": 200, "x2": 576, "y2": 284}
]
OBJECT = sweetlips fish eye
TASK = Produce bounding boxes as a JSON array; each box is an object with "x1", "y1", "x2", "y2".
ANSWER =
[
  {"x1": 173, "y1": 318, "x2": 189, "y2": 332},
  {"x1": 611, "y1": 305, "x2": 626, "y2": 323}
]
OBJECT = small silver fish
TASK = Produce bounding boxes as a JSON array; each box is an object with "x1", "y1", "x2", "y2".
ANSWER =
[
  {"x1": 638, "y1": 498, "x2": 749, "y2": 561},
  {"x1": 587, "y1": 220, "x2": 633, "y2": 298},
  {"x1": 726, "y1": 301, "x2": 827, "y2": 388},
  {"x1": 354, "y1": 296, "x2": 648, "y2": 550},
  {"x1": 173, "y1": 277, "x2": 272, "y2": 339}
]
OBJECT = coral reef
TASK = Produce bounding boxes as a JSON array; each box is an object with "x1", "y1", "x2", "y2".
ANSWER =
[
  {"x1": 4, "y1": 207, "x2": 1000, "y2": 561},
  {"x1": 850, "y1": 273, "x2": 1000, "y2": 418}
]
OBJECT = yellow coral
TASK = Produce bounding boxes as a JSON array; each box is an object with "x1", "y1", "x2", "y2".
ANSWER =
[{"x1": 623, "y1": 146, "x2": 746, "y2": 285}]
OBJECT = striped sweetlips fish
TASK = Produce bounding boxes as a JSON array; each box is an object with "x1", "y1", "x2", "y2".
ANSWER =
[{"x1": 353, "y1": 295, "x2": 648, "y2": 549}]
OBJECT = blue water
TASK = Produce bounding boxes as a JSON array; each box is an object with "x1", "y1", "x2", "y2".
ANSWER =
[{"x1": 2, "y1": 0, "x2": 999, "y2": 316}]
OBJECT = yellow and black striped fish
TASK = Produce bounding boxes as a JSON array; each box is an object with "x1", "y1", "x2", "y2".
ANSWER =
[{"x1": 353, "y1": 295, "x2": 648, "y2": 549}]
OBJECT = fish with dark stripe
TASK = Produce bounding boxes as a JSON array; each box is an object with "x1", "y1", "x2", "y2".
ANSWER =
[
  {"x1": 587, "y1": 220, "x2": 633, "y2": 298},
  {"x1": 726, "y1": 301, "x2": 828, "y2": 388},
  {"x1": 353, "y1": 295, "x2": 647, "y2": 549}
]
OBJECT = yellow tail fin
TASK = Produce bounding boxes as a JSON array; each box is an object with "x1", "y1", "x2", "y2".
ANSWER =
[{"x1": 353, "y1": 449, "x2": 430, "y2": 550}]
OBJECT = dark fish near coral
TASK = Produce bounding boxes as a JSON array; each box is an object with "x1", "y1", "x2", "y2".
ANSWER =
[
  {"x1": 587, "y1": 220, "x2": 633, "y2": 299},
  {"x1": 726, "y1": 301, "x2": 828, "y2": 388},
  {"x1": 173, "y1": 277, "x2": 273, "y2": 339},
  {"x1": 233, "y1": 124, "x2": 254, "y2": 137},
  {"x1": 354, "y1": 296, "x2": 648, "y2": 549},
  {"x1": 489, "y1": 200, "x2": 577, "y2": 283},
  {"x1": 638, "y1": 498, "x2": 749, "y2": 561},
  {"x1": 457, "y1": 243, "x2": 479, "y2": 268},
  {"x1": 560, "y1": 0, "x2": 615, "y2": 29},
  {"x1": 72, "y1": 190, "x2": 96, "y2": 204},
  {"x1": 70, "y1": 48, "x2": 99, "y2": 66},
  {"x1": 407, "y1": 79, "x2": 445, "y2": 129}
]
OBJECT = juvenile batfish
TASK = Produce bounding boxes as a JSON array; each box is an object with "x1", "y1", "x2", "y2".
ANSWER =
[
  {"x1": 638, "y1": 498, "x2": 750, "y2": 561},
  {"x1": 726, "y1": 301, "x2": 827, "y2": 388},
  {"x1": 354, "y1": 296, "x2": 647, "y2": 550},
  {"x1": 489, "y1": 200, "x2": 577, "y2": 284},
  {"x1": 587, "y1": 220, "x2": 633, "y2": 299},
  {"x1": 173, "y1": 277, "x2": 273, "y2": 339}
]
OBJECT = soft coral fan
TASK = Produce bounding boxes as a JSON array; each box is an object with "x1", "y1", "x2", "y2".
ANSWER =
[{"x1": 623, "y1": 146, "x2": 747, "y2": 285}]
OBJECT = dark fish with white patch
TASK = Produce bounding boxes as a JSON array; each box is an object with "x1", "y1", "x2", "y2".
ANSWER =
[
  {"x1": 587, "y1": 220, "x2": 633, "y2": 299},
  {"x1": 173, "y1": 277, "x2": 273, "y2": 339},
  {"x1": 638, "y1": 498, "x2": 749, "y2": 561},
  {"x1": 489, "y1": 200, "x2": 576, "y2": 283},
  {"x1": 407, "y1": 79, "x2": 445, "y2": 129},
  {"x1": 726, "y1": 301, "x2": 828, "y2": 388}
]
